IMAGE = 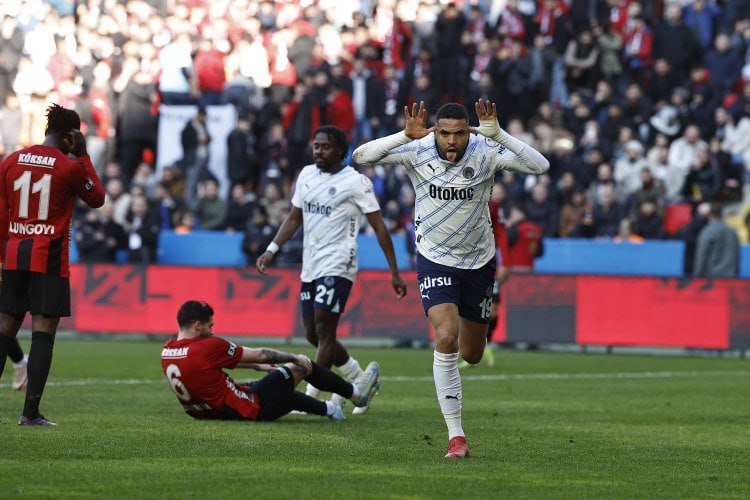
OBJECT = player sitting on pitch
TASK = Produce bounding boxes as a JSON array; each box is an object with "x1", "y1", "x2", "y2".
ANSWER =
[{"x1": 161, "y1": 300, "x2": 379, "y2": 421}]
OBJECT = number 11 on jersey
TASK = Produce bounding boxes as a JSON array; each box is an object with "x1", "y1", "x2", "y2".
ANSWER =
[{"x1": 13, "y1": 171, "x2": 52, "y2": 220}]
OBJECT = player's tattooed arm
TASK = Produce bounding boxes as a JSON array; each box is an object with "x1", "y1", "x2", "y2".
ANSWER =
[{"x1": 259, "y1": 348, "x2": 298, "y2": 364}]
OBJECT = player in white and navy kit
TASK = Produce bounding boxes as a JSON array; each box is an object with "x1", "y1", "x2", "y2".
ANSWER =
[
  {"x1": 353, "y1": 100, "x2": 549, "y2": 458},
  {"x1": 257, "y1": 126, "x2": 407, "y2": 416}
]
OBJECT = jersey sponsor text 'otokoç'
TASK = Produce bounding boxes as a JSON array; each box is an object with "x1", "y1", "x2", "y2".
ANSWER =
[{"x1": 291, "y1": 164, "x2": 380, "y2": 282}]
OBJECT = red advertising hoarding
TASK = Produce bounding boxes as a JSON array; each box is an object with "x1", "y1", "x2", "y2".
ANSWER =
[{"x1": 66, "y1": 264, "x2": 750, "y2": 349}]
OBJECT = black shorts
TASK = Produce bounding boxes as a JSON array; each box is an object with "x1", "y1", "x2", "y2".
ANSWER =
[
  {"x1": 0, "y1": 270, "x2": 71, "y2": 317},
  {"x1": 416, "y1": 254, "x2": 496, "y2": 323},
  {"x1": 300, "y1": 276, "x2": 353, "y2": 317},
  {"x1": 243, "y1": 367, "x2": 296, "y2": 421}
]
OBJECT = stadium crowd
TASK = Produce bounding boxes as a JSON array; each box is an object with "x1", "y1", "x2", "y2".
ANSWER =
[{"x1": 2, "y1": 0, "x2": 750, "y2": 270}]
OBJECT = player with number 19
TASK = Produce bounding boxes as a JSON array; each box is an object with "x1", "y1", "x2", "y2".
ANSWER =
[
  {"x1": 353, "y1": 100, "x2": 549, "y2": 457},
  {"x1": 257, "y1": 125, "x2": 406, "y2": 416},
  {"x1": 0, "y1": 103, "x2": 105, "y2": 426}
]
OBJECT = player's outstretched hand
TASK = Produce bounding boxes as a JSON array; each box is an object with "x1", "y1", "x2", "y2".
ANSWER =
[
  {"x1": 391, "y1": 273, "x2": 407, "y2": 299},
  {"x1": 404, "y1": 101, "x2": 435, "y2": 140},
  {"x1": 470, "y1": 99, "x2": 502, "y2": 138},
  {"x1": 256, "y1": 252, "x2": 272, "y2": 274}
]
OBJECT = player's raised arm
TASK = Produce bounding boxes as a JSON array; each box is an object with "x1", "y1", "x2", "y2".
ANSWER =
[
  {"x1": 256, "y1": 206, "x2": 303, "y2": 274},
  {"x1": 69, "y1": 130, "x2": 105, "y2": 208},
  {"x1": 471, "y1": 99, "x2": 550, "y2": 175},
  {"x1": 352, "y1": 101, "x2": 433, "y2": 167}
]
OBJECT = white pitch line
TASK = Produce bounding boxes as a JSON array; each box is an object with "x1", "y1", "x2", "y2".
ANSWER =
[{"x1": 1, "y1": 370, "x2": 748, "y2": 389}]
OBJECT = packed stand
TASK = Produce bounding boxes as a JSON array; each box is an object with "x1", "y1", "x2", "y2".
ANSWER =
[{"x1": 1, "y1": 0, "x2": 750, "y2": 274}]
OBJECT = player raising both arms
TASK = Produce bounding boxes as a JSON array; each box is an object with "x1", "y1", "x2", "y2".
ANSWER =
[
  {"x1": 0, "y1": 104, "x2": 105, "y2": 425},
  {"x1": 257, "y1": 125, "x2": 406, "y2": 416},
  {"x1": 161, "y1": 300, "x2": 380, "y2": 422},
  {"x1": 353, "y1": 100, "x2": 549, "y2": 457}
]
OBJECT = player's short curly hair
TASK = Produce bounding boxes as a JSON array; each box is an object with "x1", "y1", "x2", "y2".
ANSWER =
[
  {"x1": 435, "y1": 103, "x2": 469, "y2": 123},
  {"x1": 314, "y1": 125, "x2": 348, "y2": 161},
  {"x1": 177, "y1": 301, "x2": 215, "y2": 328},
  {"x1": 45, "y1": 103, "x2": 81, "y2": 136}
]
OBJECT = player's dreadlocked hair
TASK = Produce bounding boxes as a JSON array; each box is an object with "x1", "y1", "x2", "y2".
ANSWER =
[
  {"x1": 45, "y1": 103, "x2": 81, "y2": 136},
  {"x1": 177, "y1": 300, "x2": 215, "y2": 328},
  {"x1": 435, "y1": 103, "x2": 469, "y2": 123},
  {"x1": 314, "y1": 125, "x2": 348, "y2": 161}
]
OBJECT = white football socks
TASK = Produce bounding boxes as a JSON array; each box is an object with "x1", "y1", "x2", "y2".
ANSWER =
[
  {"x1": 338, "y1": 356, "x2": 363, "y2": 381},
  {"x1": 433, "y1": 350, "x2": 464, "y2": 439}
]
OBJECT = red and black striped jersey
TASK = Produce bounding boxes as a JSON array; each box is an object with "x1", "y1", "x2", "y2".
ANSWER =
[{"x1": 0, "y1": 145, "x2": 105, "y2": 277}]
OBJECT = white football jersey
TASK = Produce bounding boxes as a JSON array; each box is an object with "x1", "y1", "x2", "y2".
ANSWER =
[
  {"x1": 292, "y1": 164, "x2": 381, "y2": 282},
  {"x1": 380, "y1": 133, "x2": 516, "y2": 269}
]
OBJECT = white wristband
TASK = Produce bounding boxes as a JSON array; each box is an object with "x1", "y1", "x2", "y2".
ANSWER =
[{"x1": 266, "y1": 242, "x2": 280, "y2": 255}]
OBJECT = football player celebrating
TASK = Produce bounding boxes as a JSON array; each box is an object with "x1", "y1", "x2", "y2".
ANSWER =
[{"x1": 353, "y1": 100, "x2": 549, "y2": 457}]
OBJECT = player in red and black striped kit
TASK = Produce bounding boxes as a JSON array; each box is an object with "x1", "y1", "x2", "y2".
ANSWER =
[
  {"x1": 0, "y1": 104, "x2": 105, "y2": 426},
  {"x1": 162, "y1": 301, "x2": 380, "y2": 422}
]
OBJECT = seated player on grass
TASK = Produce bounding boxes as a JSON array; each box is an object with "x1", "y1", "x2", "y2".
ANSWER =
[{"x1": 161, "y1": 300, "x2": 379, "y2": 421}]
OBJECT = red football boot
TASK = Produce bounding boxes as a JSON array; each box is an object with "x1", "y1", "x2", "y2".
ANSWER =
[{"x1": 445, "y1": 436, "x2": 470, "y2": 458}]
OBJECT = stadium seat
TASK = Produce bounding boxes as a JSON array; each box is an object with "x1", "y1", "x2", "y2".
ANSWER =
[{"x1": 663, "y1": 203, "x2": 693, "y2": 235}]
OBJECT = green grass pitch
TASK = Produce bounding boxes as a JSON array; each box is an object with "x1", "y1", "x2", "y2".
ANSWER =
[{"x1": 1, "y1": 339, "x2": 749, "y2": 499}]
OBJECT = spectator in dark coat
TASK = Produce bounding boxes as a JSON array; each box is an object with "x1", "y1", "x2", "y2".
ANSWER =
[
  {"x1": 632, "y1": 200, "x2": 666, "y2": 239},
  {"x1": 75, "y1": 202, "x2": 127, "y2": 262},
  {"x1": 703, "y1": 33, "x2": 742, "y2": 97},
  {"x1": 647, "y1": 59, "x2": 686, "y2": 105},
  {"x1": 241, "y1": 205, "x2": 276, "y2": 265},
  {"x1": 116, "y1": 67, "x2": 158, "y2": 181},
  {"x1": 678, "y1": 202, "x2": 711, "y2": 275},
  {"x1": 225, "y1": 184, "x2": 257, "y2": 233},
  {"x1": 681, "y1": 144, "x2": 722, "y2": 203},
  {"x1": 652, "y1": 3, "x2": 701, "y2": 80},
  {"x1": 226, "y1": 112, "x2": 259, "y2": 190},
  {"x1": 179, "y1": 106, "x2": 211, "y2": 202},
  {"x1": 434, "y1": 3, "x2": 466, "y2": 102},
  {"x1": 592, "y1": 184, "x2": 625, "y2": 238},
  {"x1": 694, "y1": 203, "x2": 740, "y2": 278},
  {"x1": 124, "y1": 195, "x2": 161, "y2": 263},
  {"x1": 524, "y1": 182, "x2": 559, "y2": 237},
  {"x1": 153, "y1": 181, "x2": 186, "y2": 230}
]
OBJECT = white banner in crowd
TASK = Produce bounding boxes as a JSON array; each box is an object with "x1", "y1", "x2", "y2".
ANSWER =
[{"x1": 156, "y1": 104, "x2": 237, "y2": 198}]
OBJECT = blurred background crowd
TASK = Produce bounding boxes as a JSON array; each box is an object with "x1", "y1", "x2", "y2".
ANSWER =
[{"x1": 2, "y1": 0, "x2": 750, "y2": 272}]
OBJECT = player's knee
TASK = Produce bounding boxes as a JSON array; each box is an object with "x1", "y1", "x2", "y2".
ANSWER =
[
  {"x1": 462, "y1": 351, "x2": 483, "y2": 365},
  {"x1": 286, "y1": 362, "x2": 311, "y2": 382}
]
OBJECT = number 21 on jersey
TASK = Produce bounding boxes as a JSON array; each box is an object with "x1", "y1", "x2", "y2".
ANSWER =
[{"x1": 14, "y1": 171, "x2": 52, "y2": 220}]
